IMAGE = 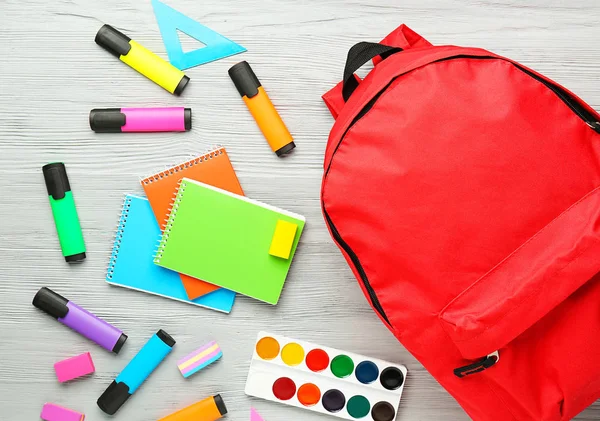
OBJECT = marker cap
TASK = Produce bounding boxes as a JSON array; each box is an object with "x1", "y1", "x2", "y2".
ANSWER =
[
  {"x1": 96, "y1": 24, "x2": 132, "y2": 58},
  {"x1": 89, "y1": 109, "x2": 125, "y2": 133},
  {"x1": 184, "y1": 108, "x2": 192, "y2": 130},
  {"x1": 275, "y1": 142, "x2": 296, "y2": 157},
  {"x1": 174, "y1": 76, "x2": 191, "y2": 96},
  {"x1": 228, "y1": 61, "x2": 261, "y2": 98},
  {"x1": 113, "y1": 333, "x2": 128, "y2": 354},
  {"x1": 43, "y1": 163, "x2": 71, "y2": 200},
  {"x1": 97, "y1": 381, "x2": 131, "y2": 415},
  {"x1": 32, "y1": 287, "x2": 69, "y2": 319},
  {"x1": 214, "y1": 394, "x2": 228, "y2": 416},
  {"x1": 157, "y1": 329, "x2": 176, "y2": 347}
]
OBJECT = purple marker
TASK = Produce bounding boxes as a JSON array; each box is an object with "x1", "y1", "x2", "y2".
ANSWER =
[
  {"x1": 89, "y1": 107, "x2": 192, "y2": 133},
  {"x1": 33, "y1": 287, "x2": 127, "y2": 354}
]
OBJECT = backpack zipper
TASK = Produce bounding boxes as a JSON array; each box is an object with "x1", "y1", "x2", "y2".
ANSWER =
[
  {"x1": 323, "y1": 54, "x2": 600, "y2": 328},
  {"x1": 322, "y1": 208, "x2": 391, "y2": 325}
]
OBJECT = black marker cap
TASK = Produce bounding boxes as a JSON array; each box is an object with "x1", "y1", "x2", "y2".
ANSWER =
[
  {"x1": 184, "y1": 108, "x2": 192, "y2": 131},
  {"x1": 275, "y1": 142, "x2": 296, "y2": 157},
  {"x1": 97, "y1": 381, "x2": 131, "y2": 415},
  {"x1": 174, "y1": 75, "x2": 190, "y2": 96},
  {"x1": 89, "y1": 109, "x2": 126, "y2": 133},
  {"x1": 214, "y1": 394, "x2": 228, "y2": 415},
  {"x1": 65, "y1": 252, "x2": 86, "y2": 263},
  {"x1": 228, "y1": 61, "x2": 261, "y2": 98},
  {"x1": 33, "y1": 287, "x2": 69, "y2": 319},
  {"x1": 43, "y1": 163, "x2": 71, "y2": 200},
  {"x1": 156, "y1": 329, "x2": 176, "y2": 347},
  {"x1": 96, "y1": 24, "x2": 132, "y2": 58},
  {"x1": 112, "y1": 333, "x2": 128, "y2": 354}
]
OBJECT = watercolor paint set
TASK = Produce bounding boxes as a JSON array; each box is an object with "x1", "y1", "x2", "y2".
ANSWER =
[{"x1": 245, "y1": 332, "x2": 407, "y2": 421}]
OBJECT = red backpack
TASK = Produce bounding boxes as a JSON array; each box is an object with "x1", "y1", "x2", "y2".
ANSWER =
[{"x1": 321, "y1": 25, "x2": 600, "y2": 421}]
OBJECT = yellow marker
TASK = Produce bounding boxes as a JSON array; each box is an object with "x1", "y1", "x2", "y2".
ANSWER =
[
  {"x1": 95, "y1": 24, "x2": 190, "y2": 95},
  {"x1": 229, "y1": 61, "x2": 296, "y2": 156},
  {"x1": 269, "y1": 220, "x2": 298, "y2": 259}
]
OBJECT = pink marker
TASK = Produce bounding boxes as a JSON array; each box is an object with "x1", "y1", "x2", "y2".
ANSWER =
[
  {"x1": 41, "y1": 403, "x2": 85, "y2": 421},
  {"x1": 54, "y1": 352, "x2": 95, "y2": 383},
  {"x1": 89, "y1": 107, "x2": 191, "y2": 132}
]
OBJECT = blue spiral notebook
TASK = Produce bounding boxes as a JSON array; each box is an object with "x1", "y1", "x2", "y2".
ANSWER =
[{"x1": 106, "y1": 194, "x2": 236, "y2": 313}]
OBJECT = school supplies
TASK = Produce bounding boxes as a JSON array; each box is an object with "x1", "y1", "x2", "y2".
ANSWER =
[
  {"x1": 141, "y1": 148, "x2": 244, "y2": 300},
  {"x1": 229, "y1": 61, "x2": 295, "y2": 156},
  {"x1": 33, "y1": 287, "x2": 127, "y2": 354},
  {"x1": 269, "y1": 220, "x2": 298, "y2": 259},
  {"x1": 158, "y1": 395, "x2": 227, "y2": 421},
  {"x1": 152, "y1": 0, "x2": 246, "y2": 70},
  {"x1": 177, "y1": 341, "x2": 222, "y2": 378},
  {"x1": 42, "y1": 163, "x2": 86, "y2": 262},
  {"x1": 41, "y1": 403, "x2": 85, "y2": 421},
  {"x1": 95, "y1": 24, "x2": 190, "y2": 95},
  {"x1": 106, "y1": 195, "x2": 236, "y2": 313},
  {"x1": 97, "y1": 330, "x2": 175, "y2": 415},
  {"x1": 154, "y1": 179, "x2": 305, "y2": 304},
  {"x1": 246, "y1": 332, "x2": 407, "y2": 421},
  {"x1": 54, "y1": 352, "x2": 95, "y2": 383},
  {"x1": 90, "y1": 107, "x2": 191, "y2": 133},
  {"x1": 250, "y1": 408, "x2": 264, "y2": 421}
]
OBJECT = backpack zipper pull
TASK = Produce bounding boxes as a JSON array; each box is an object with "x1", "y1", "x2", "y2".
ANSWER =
[
  {"x1": 587, "y1": 121, "x2": 600, "y2": 133},
  {"x1": 453, "y1": 351, "x2": 500, "y2": 378}
]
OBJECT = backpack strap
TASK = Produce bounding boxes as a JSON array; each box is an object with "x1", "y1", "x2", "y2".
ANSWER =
[{"x1": 322, "y1": 24, "x2": 433, "y2": 120}]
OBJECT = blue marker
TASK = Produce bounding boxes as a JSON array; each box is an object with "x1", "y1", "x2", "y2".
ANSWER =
[{"x1": 97, "y1": 330, "x2": 175, "y2": 415}]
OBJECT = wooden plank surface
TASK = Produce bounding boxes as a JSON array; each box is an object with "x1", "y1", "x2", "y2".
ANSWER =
[{"x1": 0, "y1": 0, "x2": 599, "y2": 419}]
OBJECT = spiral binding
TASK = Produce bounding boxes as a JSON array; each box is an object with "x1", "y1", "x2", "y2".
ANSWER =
[
  {"x1": 140, "y1": 147, "x2": 224, "y2": 185},
  {"x1": 153, "y1": 180, "x2": 187, "y2": 263},
  {"x1": 106, "y1": 196, "x2": 132, "y2": 281}
]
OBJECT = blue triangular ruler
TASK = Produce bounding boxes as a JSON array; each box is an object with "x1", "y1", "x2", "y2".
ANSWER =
[{"x1": 152, "y1": 0, "x2": 246, "y2": 70}]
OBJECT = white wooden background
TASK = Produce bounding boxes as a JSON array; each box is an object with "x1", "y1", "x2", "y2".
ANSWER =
[{"x1": 1, "y1": 0, "x2": 599, "y2": 420}]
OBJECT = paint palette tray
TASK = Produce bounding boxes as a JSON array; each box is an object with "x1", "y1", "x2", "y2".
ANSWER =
[{"x1": 245, "y1": 332, "x2": 407, "y2": 421}]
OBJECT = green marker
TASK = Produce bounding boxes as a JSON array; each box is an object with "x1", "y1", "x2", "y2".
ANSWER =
[{"x1": 43, "y1": 163, "x2": 86, "y2": 262}]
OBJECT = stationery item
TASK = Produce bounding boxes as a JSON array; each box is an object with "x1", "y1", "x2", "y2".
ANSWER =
[
  {"x1": 154, "y1": 179, "x2": 305, "y2": 304},
  {"x1": 269, "y1": 220, "x2": 298, "y2": 259},
  {"x1": 33, "y1": 287, "x2": 127, "y2": 354},
  {"x1": 229, "y1": 61, "x2": 295, "y2": 156},
  {"x1": 158, "y1": 395, "x2": 227, "y2": 421},
  {"x1": 89, "y1": 107, "x2": 191, "y2": 133},
  {"x1": 246, "y1": 332, "x2": 407, "y2": 421},
  {"x1": 95, "y1": 24, "x2": 190, "y2": 95},
  {"x1": 177, "y1": 341, "x2": 222, "y2": 378},
  {"x1": 54, "y1": 352, "x2": 95, "y2": 383},
  {"x1": 141, "y1": 148, "x2": 244, "y2": 300},
  {"x1": 106, "y1": 195, "x2": 236, "y2": 313},
  {"x1": 41, "y1": 403, "x2": 85, "y2": 421},
  {"x1": 42, "y1": 163, "x2": 86, "y2": 262},
  {"x1": 250, "y1": 408, "x2": 264, "y2": 421},
  {"x1": 97, "y1": 330, "x2": 175, "y2": 415},
  {"x1": 152, "y1": 0, "x2": 246, "y2": 70}
]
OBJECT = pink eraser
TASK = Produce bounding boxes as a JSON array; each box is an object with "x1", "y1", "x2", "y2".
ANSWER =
[
  {"x1": 54, "y1": 352, "x2": 95, "y2": 383},
  {"x1": 40, "y1": 403, "x2": 85, "y2": 421}
]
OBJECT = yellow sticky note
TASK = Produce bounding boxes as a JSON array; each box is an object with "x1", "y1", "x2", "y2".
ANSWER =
[{"x1": 269, "y1": 220, "x2": 298, "y2": 259}]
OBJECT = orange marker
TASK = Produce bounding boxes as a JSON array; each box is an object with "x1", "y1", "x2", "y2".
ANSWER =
[
  {"x1": 158, "y1": 395, "x2": 227, "y2": 421},
  {"x1": 229, "y1": 61, "x2": 296, "y2": 157}
]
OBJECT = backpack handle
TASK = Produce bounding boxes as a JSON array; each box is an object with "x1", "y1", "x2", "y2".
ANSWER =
[
  {"x1": 323, "y1": 25, "x2": 433, "y2": 120},
  {"x1": 342, "y1": 42, "x2": 403, "y2": 102}
]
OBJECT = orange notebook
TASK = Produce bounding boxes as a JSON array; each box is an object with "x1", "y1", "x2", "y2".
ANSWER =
[{"x1": 141, "y1": 147, "x2": 244, "y2": 299}]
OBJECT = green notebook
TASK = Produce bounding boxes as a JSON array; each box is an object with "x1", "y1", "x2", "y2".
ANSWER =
[{"x1": 154, "y1": 178, "x2": 306, "y2": 304}]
